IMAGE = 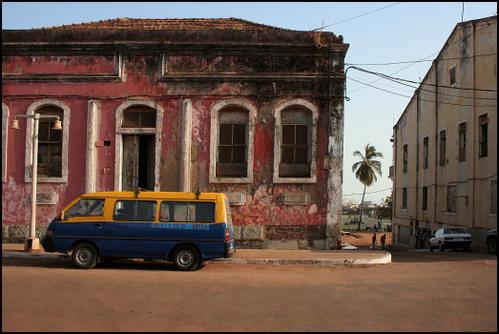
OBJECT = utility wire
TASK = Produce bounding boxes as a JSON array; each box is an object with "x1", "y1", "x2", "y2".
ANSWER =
[
  {"x1": 350, "y1": 66, "x2": 498, "y2": 92},
  {"x1": 345, "y1": 52, "x2": 497, "y2": 66},
  {"x1": 348, "y1": 69, "x2": 497, "y2": 101},
  {"x1": 348, "y1": 22, "x2": 494, "y2": 94},
  {"x1": 343, "y1": 187, "x2": 392, "y2": 196},
  {"x1": 347, "y1": 76, "x2": 496, "y2": 107},
  {"x1": 375, "y1": 74, "x2": 498, "y2": 101},
  {"x1": 313, "y1": 2, "x2": 402, "y2": 31}
]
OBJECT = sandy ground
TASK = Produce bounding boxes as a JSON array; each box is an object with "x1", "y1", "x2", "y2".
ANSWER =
[
  {"x1": 343, "y1": 231, "x2": 393, "y2": 249},
  {"x1": 2, "y1": 251, "x2": 496, "y2": 332}
]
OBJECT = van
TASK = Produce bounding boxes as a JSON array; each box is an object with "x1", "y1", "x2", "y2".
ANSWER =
[{"x1": 41, "y1": 190, "x2": 235, "y2": 271}]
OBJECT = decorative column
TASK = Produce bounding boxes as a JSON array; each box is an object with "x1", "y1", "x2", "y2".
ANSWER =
[
  {"x1": 326, "y1": 83, "x2": 345, "y2": 250},
  {"x1": 179, "y1": 99, "x2": 192, "y2": 192},
  {"x1": 85, "y1": 100, "x2": 100, "y2": 193}
]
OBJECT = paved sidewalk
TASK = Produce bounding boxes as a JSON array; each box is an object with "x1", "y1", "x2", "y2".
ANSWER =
[{"x1": 2, "y1": 243, "x2": 391, "y2": 265}]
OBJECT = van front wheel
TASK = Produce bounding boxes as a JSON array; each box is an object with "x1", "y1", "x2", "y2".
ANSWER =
[
  {"x1": 72, "y1": 243, "x2": 98, "y2": 269},
  {"x1": 173, "y1": 246, "x2": 200, "y2": 271}
]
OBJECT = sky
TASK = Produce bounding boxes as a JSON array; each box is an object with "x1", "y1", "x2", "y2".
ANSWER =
[{"x1": 2, "y1": 2, "x2": 497, "y2": 204}]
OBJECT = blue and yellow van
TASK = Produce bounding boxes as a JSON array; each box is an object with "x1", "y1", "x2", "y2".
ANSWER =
[{"x1": 41, "y1": 190, "x2": 235, "y2": 271}]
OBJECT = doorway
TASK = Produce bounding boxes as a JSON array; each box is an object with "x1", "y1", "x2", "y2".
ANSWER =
[{"x1": 122, "y1": 134, "x2": 155, "y2": 191}]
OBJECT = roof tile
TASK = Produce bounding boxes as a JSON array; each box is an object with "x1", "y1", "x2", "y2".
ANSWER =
[{"x1": 37, "y1": 17, "x2": 297, "y2": 32}]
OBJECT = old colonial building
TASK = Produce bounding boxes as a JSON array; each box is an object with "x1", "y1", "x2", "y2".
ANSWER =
[
  {"x1": 391, "y1": 16, "x2": 497, "y2": 248},
  {"x1": 2, "y1": 18, "x2": 348, "y2": 249}
]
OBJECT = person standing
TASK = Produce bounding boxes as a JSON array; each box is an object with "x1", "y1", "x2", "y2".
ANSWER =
[
  {"x1": 372, "y1": 233, "x2": 376, "y2": 250},
  {"x1": 381, "y1": 233, "x2": 386, "y2": 250}
]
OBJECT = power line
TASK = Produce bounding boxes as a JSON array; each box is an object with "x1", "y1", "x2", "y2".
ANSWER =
[
  {"x1": 343, "y1": 187, "x2": 393, "y2": 196},
  {"x1": 348, "y1": 70, "x2": 497, "y2": 102},
  {"x1": 350, "y1": 66, "x2": 498, "y2": 92},
  {"x1": 313, "y1": 2, "x2": 402, "y2": 31},
  {"x1": 348, "y1": 22, "x2": 495, "y2": 94},
  {"x1": 345, "y1": 52, "x2": 497, "y2": 66},
  {"x1": 347, "y1": 76, "x2": 496, "y2": 107},
  {"x1": 377, "y1": 74, "x2": 498, "y2": 101}
]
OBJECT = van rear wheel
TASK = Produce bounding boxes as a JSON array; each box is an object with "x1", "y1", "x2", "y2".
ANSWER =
[
  {"x1": 173, "y1": 246, "x2": 200, "y2": 271},
  {"x1": 72, "y1": 243, "x2": 98, "y2": 269}
]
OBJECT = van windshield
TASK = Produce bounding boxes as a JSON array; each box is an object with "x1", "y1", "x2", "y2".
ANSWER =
[{"x1": 65, "y1": 198, "x2": 104, "y2": 219}]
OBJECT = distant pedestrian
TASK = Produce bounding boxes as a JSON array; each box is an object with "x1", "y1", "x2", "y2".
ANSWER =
[
  {"x1": 381, "y1": 234, "x2": 386, "y2": 250},
  {"x1": 372, "y1": 233, "x2": 376, "y2": 250}
]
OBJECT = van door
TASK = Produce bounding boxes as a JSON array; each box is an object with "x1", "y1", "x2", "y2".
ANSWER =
[
  {"x1": 102, "y1": 199, "x2": 158, "y2": 258},
  {"x1": 54, "y1": 198, "x2": 106, "y2": 252}
]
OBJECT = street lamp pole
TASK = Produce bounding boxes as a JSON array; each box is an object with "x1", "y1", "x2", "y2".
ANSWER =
[{"x1": 12, "y1": 113, "x2": 62, "y2": 251}]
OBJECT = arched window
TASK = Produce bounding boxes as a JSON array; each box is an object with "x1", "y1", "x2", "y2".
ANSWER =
[
  {"x1": 209, "y1": 99, "x2": 256, "y2": 183},
  {"x1": 280, "y1": 106, "x2": 312, "y2": 177},
  {"x1": 217, "y1": 106, "x2": 249, "y2": 177},
  {"x1": 122, "y1": 106, "x2": 156, "y2": 128},
  {"x1": 273, "y1": 99, "x2": 318, "y2": 183},
  {"x1": 25, "y1": 99, "x2": 70, "y2": 183},
  {"x1": 36, "y1": 106, "x2": 64, "y2": 178}
]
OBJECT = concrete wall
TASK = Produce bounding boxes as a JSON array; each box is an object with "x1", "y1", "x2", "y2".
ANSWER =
[{"x1": 392, "y1": 16, "x2": 497, "y2": 249}]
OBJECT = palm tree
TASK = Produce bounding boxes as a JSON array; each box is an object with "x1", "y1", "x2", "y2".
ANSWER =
[{"x1": 352, "y1": 144, "x2": 383, "y2": 231}]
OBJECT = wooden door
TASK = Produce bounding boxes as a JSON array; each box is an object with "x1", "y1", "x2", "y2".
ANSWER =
[{"x1": 122, "y1": 135, "x2": 139, "y2": 191}]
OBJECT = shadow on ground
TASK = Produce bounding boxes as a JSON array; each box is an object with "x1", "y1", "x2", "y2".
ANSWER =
[
  {"x1": 390, "y1": 250, "x2": 497, "y2": 263},
  {"x1": 1, "y1": 257, "x2": 187, "y2": 271}
]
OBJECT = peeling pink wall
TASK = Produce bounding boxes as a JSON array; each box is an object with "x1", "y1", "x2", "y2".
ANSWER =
[{"x1": 3, "y1": 54, "x2": 332, "y2": 231}]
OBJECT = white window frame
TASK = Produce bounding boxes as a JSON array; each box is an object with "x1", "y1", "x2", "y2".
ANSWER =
[
  {"x1": 2, "y1": 103, "x2": 9, "y2": 183},
  {"x1": 273, "y1": 99, "x2": 318, "y2": 184},
  {"x1": 25, "y1": 99, "x2": 71, "y2": 183},
  {"x1": 114, "y1": 100, "x2": 163, "y2": 191},
  {"x1": 209, "y1": 98, "x2": 256, "y2": 184}
]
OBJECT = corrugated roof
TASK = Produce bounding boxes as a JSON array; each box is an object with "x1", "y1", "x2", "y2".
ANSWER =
[{"x1": 36, "y1": 17, "x2": 298, "y2": 32}]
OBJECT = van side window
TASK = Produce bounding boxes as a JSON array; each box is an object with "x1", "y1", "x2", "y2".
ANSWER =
[
  {"x1": 160, "y1": 202, "x2": 215, "y2": 223},
  {"x1": 114, "y1": 200, "x2": 156, "y2": 221},
  {"x1": 65, "y1": 199, "x2": 104, "y2": 219}
]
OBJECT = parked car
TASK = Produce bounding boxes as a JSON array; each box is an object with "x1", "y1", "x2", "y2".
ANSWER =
[
  {"x1": 485, "y1": 228, "x2": 497, "y2": 254},
  {"x1": 41, "y1": 190, "x2": 235, "y2": 271},
  {"x1": 429, "y1": 228, "x2": 472, "y2": 252}
]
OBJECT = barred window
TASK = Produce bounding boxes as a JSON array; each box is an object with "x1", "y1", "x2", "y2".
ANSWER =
[
  {"x1": 217, "y1": 107, "x2": 248, "y2": 177},
  {"x1": 279, "y1": 107, "x2": 312, "y2": 178},
  {"x1": 37, "y1": 106, "x2": 64, "y2": 177}
]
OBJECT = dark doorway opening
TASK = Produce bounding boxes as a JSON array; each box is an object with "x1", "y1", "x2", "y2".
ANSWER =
[{"x1": 122, "y1": 134, "x2": 155, "y2": 191}]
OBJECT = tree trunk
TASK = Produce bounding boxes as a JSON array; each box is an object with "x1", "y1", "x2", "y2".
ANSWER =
[{"x1": 358, "y1": 184, "x2": 367, "y2": 231}]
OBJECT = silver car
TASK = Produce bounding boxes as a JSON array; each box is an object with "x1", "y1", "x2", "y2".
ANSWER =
[{"x1": 429, "y1": 228, "x2": 472, "y2": 252}]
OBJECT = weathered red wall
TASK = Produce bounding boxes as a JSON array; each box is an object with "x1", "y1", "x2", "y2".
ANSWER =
[{"x1": 3, "y1": 52, "x2": 334, "y2": 243}]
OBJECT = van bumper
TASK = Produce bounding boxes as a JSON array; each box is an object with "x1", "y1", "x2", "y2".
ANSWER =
[{"x1": 41, "y1": 234, "x2": 55, "y2": 252}]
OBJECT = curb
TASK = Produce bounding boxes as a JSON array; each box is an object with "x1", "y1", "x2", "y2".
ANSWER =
[
  {"x1": 2, "y1": 251, "x2": 391, "y2": 265},
  {"x1": 2, "y1": 252, "x2": 68, "y2": 259},
  {"x1": 211, "y1": 253, "x2": 392, "y2": 265}
]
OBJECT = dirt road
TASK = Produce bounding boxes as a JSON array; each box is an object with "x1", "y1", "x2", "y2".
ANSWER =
[{"x1": 2, "y1": 251, "x2": 497, "y2": 332}]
